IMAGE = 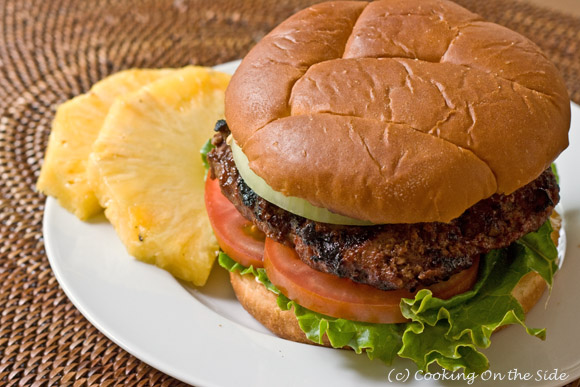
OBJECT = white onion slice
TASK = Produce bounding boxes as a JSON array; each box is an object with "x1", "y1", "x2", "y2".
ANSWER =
[{"x1": 230, "y1": 139, "x2": 373, "y2": 226}]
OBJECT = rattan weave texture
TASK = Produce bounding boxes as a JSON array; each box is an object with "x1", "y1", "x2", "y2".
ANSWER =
[{"x1": 0, "y1": 0, "x2": 579, "y2": 386}]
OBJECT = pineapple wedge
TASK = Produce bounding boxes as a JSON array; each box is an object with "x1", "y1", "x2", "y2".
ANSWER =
[
  {"x1": 37, "y1": 68, "x2": 174, "y2": 220},
  {"x1": 88, "y1": 66, "x2": 230, "y2": 286}
]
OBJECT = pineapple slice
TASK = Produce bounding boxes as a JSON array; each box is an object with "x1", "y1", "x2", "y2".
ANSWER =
[
  {"x1": 88, "y1": 66, "x2": 230, "y2": 286},
  {"x1": 37, "y1": 68, "x2": 174, "y2": 220}
]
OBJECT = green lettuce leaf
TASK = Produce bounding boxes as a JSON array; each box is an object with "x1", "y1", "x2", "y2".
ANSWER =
[
  {"x1": 277, "y1": 295, "x2": 405, "y2": 364},
  {"x1": 218, "y1": 252, "x2": 276, "y2": 292},
  {"x1": 399, "y1": 221, "x2": 558, "y2": 374},
  {"x1": 551, "y1": 163, "x2": 559, "y2": 184},
  {"x1": 200, "y1": 139, "x2": 215, "y2": 171},
  {"x1": 218, "y1": 221, "x2": 558, "y2": 374}
]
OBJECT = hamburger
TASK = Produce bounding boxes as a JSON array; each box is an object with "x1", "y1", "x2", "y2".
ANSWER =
[{"x1": 203, "y1": 0, "x2": 570, "y2": 373}]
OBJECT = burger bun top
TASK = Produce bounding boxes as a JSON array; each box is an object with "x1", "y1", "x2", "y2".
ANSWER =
[{"x1": 225, "y1": 0, "x2": 570, "y2": 224}]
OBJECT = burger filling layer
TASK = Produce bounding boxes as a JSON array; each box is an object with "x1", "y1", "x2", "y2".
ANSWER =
[{"x1": 207, "y1": 121, "x2": 560, "y2": 291}]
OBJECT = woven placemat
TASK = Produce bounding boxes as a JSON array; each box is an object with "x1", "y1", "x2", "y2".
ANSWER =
[{"x1": 0, "y1": 0, "x2": 578, "y2": 385}]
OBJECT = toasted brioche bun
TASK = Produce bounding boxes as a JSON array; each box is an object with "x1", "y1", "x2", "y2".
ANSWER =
[
  {"x1": 225, "y1": 0, "x2": 570, "y2": 224},
  {"x1": 230, "y1": 271, "x2": 329, "y2": 346},
  {"x1": 229, "y1": 213, "x2": 561, "y2": 347}
]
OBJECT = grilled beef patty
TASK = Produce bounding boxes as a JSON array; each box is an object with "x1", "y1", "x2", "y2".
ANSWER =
[{"x1": 208, "y1": 120, "x2": 559, "y2": 291}]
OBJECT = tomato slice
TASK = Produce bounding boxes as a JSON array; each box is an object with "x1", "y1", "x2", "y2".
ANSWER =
[
  {"x1": 263, "y1": 238, "x2": 479, "y2": 324},
  {"x1": 205, "y1": 176, "x2": 265, "y2": 268}
]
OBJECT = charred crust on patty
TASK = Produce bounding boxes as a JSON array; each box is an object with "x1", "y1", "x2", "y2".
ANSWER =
[{"x1": 208, "y1": 122, "x2": 559, "y2": 291}]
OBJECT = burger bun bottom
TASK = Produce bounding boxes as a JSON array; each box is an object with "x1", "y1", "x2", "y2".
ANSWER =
[{"x1": 229, "y1": 270, "x2": 331, "y2": 346}]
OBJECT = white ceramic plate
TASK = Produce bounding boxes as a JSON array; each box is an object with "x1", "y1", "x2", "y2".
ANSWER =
[{"x1": 44, "y1": 61, "x2": 580, "y2": 386}]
